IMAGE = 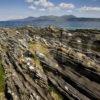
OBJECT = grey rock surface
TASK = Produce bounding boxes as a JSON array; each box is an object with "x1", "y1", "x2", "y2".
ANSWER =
[{"x1": 0, "y1": 27, "x2": 100, "y2": 100}]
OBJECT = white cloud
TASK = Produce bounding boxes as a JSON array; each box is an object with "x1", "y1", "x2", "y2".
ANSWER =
[
  {"x1": 27, "y1": 0, "x2": 54, "y2": 10},
  {"x1": 29, "y1": 5, "x2": 36, "y2": 10},
  {"x1": 26, "y1": 0, "x2": 33, "y2": 3},
  {"x1": 59, "y1": 3, "x2": 75, "y2": 9},
  {"x1": 39, "y1": 0, "x2": 54, "y2": 8},
  {"x1": 25, "y1": 0, "x2": 75, "y2": 11},
  {"x1": 79, "y1": 6, "x2": 100, "y2": 12},
  {"x1": 39, "y1": 8, "x2": 46, "y2": 11}
]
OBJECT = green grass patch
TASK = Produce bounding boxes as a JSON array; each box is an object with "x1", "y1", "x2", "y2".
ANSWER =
[
  {"x1": 0, "y1": 60, "x2": 5, "y2": 92},
  {"x1": 49, "y1": 84, "x2": 63, "y2": 100}
]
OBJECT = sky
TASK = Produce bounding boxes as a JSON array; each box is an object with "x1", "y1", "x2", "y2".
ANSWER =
[{"x1": 0, "y1": 0, "x2": 100, "y2": 21}]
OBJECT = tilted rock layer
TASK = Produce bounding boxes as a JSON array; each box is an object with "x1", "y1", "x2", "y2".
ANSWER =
[{"x1": 0, "y1": 26, "x2": 100, "y2": 100}]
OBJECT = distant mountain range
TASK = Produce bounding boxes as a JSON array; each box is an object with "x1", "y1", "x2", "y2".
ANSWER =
[
  {"x1": 0, "y1": 15, "x2": 100, "y2": 29},
  {"x1": 10, "y1": 15, "x2": 100, "y2": 22}
]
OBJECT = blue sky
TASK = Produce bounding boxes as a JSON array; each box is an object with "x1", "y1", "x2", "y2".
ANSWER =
[{"x1": 0, "y1": 0, "x2": 100, "y2": 21}]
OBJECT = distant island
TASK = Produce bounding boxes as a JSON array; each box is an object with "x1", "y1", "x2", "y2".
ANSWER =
[
  {"x1": 5, "y1": 15, "x2": 100, "y2": 22},
  {"x1": 0, "y1": 15, "x2": 100, "y2": 29}
]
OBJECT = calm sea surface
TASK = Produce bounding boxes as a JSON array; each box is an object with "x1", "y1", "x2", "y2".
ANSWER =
[{"x1": 0, "y1": 20, "x2": 100, "y2": 29}]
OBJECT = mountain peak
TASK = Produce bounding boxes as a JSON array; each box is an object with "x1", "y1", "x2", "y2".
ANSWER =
[{"x1": 61, "y1": 15, "x2": 76, "y2": 18}]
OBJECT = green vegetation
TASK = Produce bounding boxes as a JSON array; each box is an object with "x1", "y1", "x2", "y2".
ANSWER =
[
  {"x1": 49, "y1": 84, "x2": 63, "y2": 100},
  {"x1": 0, "y1": 60, "x2": 5, "y2": 92}
]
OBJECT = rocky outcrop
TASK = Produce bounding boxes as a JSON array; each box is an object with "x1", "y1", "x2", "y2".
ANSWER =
[{"x1": 0, "y1": 27, "x2": 100, "y2": 100}]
